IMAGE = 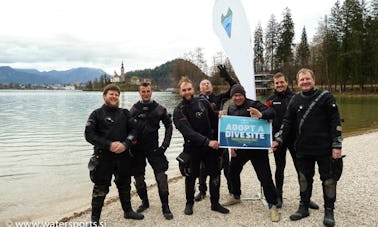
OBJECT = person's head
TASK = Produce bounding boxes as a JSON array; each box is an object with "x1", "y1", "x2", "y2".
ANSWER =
[
  {"x1": 103, "y1": 84, "x2": 120, "y2": 108},
  {"x1": 178, "y1": 76, "x2": 195, "y2": 101},
  {"x1": 139, "y1": 82, "x2": 152, "y2": 102},
  {"x1": 296, "y1": 68, "x2": 315, "y2": 92},
  {"x1": 230, "y1": 84, "x2": 246, "y2": 107},
  {"x1": 273, "y1": 72, "x2": 289, "y2": 93},
  {"x1": 199, "y1": 79, "x2": 213, "y2": 96}
]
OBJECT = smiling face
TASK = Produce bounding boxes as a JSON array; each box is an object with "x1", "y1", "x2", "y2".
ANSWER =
[
  {"x1": 274, "y1": 76, "x2": 288, "y2": 93},
  {"x1": 297, "y1": 70, "x2": 315, "y2": 92},
  {"x1": 179, "y1": 81, "x2": 195, "y2": 101},
  {"x1": 103, "y1": 89, "x2": 120, "y2": 108},
  {"x1": 199, "y1": 79, "x2": 213, "y2": 95},
  {"x1": 231, "y1": 93, "x2": 245, "y2": 106}
]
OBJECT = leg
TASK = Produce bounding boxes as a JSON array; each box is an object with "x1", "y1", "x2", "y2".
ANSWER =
[
  {"x1": 184, "y1": 152, "x2": 201, "y2": 215},
  {"x1": 195, "y1": 161, "x2": 207, "y2": 201},
  {"x1": 222, "y1": 148, "x2": 233, "y2": 194},
  {"x1": 273, "y1": 145, "x2": 288, "y2": 207},
  {"x1": 131, "y1": 148, "x2": 149, "y2": 212}
]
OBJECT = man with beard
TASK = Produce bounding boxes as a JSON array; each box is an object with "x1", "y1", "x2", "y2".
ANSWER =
[
  {"x1": 173, "y1": 76, "x2": 229, "y2": 215},
  {"x1": 85, "y1": 84, "x2": 143, "y2": 226},
  {"x1": 130, "y1": 82, "x2": 173, "y2": 220}
]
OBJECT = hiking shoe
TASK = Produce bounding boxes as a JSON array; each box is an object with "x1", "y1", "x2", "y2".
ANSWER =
[
  {"x1": 194, "y1": 192, "x2": 206, "y2": 202},
  {"x1": 124, "y1": 210, "x2": 144, "y2": 220},
  {"x1": 184, "y1": 203, "x2": 193, "y2": 215},
  {"x1": 270, "y1": 205, "x2": 280, "y2": 222},
  {"x1": 222, "y1": 194, "x2": 241, "y2": 206},
  {"x1": 289, "y1": 203, "x2": 309, "y2": 221},
  {"x1": 211, "y1": 203, "x2": 229, "y2": 214},
  {"x1": 309, "y1": 200, "x2": 320, "y2": 210},
  {"x1": 276, "y1": 196, "x2": 283, "y2": 208},
  {"x1": 323, "y1": 208, "x2": 335, "y2": 227}
]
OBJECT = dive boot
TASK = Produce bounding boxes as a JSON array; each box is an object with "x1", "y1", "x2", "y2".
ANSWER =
[
  {"x1": 323, "y1": 208, "x2": 335, "y2": 227},
  {"x1": 289, "y1": 203, "x2": 309, "y2": 221}
]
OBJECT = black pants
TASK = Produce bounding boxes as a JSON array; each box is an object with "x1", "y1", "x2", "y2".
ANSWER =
[
  {"x1": 296, "y1": 154, "x2": 336, "y2": 209},
  {"x1": 90, "y1": 152, "x2": 133, "y2": 218},
  {"x1": 229, "y1": 149, "x2": 277, "y2": 205},
  {"x1": 273, "y1": 142, "x2": 297, "y2": 196},
  {"x1": 198, "y1": 148, "x2": 232, "y2": 194},
  {"x1": 185, "y1": 146, "x2": 221, "y2": 205}
]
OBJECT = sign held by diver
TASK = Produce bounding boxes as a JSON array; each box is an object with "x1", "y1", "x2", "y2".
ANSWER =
[{"x1": 218, "y1": 115, "x2": 272, "y2": 149}]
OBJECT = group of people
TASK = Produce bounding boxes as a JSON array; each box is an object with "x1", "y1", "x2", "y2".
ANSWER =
[{"x1": 84, "y1": 67, "x2": 343, "y2": 227}]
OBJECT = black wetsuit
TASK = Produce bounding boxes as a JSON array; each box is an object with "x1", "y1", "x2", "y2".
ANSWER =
[
  {"x1": 173, "y1": 97, "x2": 222, "y2": 206},
  {"x1": 275, "y1": 88, "x2": 342, "y2": 209}
]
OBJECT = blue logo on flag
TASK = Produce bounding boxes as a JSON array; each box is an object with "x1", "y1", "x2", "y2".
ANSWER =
[{"x1": 221, "y1": 8, "x2": 233, "y2": 38}]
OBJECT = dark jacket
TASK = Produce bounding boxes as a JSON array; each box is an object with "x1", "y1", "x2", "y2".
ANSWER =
[
  {"x1": 266, "y1": 88, "x2": 295, "y2": 134},
  {"x1": 85, "y1": 104, "x2": 138, "y2": 154},
  {"x1": 129, "y1": 100, "x2": 173, "y2": 148},
  {"x1": 173, "y1": 97, "x2": 218, "y2": 147},
  {"x1": 275, "y1": 88, "x2": 342, "y2": 156},
  {"x1": 199, "y1": 79, "x2": 236, "y2": 111}
]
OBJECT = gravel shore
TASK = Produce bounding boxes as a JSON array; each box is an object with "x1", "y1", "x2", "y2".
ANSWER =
[{"x1": 65, "y1": 131, "x2": 378, "y2": 227}]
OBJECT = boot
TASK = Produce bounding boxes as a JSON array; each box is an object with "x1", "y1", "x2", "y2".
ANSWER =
[
  {"x1": 124, "y1": 210, "x2": 144, "y2": 220},
  {"x1": 323, "y1": 208, "x2": 335, "y2": 227},
  {"x1": 309, "y1": 200, "x2": 320, "y2": 209},
  {"x1": 289, "y1": 203, "x2": 309, "y2": 221},
  {"x1": 211, "y1": 203, "x2": 230, "y2": 214},
  {"x1": 222, "y1": 194, "x2": 241, "y2": 206},
  {"x1": 136, "y1": 199, "x2": 149, "y2": 213},
  {"x1": 162, "y1": 204, "x2": 174, "y2": 220},
  {"x1": 184, "y1": 203, "x2": 193, "y2": 215},
  {"x1": 194, "y1": 191, "x2": 206, "y2": 202},
  {"x1": 276, "y1": 195, "x2": 283, "y2": 208},
  {"x1": 270, "y1": 205, "x2": 280, "y2": 222}
]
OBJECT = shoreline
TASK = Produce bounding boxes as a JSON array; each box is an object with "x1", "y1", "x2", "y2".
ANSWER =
[{"x1": 59, "y1": 129, "x2": 378, "y2": 226}]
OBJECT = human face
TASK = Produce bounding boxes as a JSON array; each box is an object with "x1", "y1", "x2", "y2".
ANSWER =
[
  {"x1": 199, "y1": 79, "x2": 213, "y2": 95},
  {"x1": 179, "y1": 82, "x2": 194, "y2": 101},
  {"x1": 297, "y1": 71, "x2": 315, "y2": 92},
  {"x1": 274, "y1": 76, "x2": 288, "y2": 93},
  {"x1": 231, "y1": 93, "x2": 245, "y2": 107},
  {"x1": 103, "y1": 90, "x2": 120, "y2": 108},
  {"x1": 139, "y1": 85, "x2": 152, "y2": 102}
]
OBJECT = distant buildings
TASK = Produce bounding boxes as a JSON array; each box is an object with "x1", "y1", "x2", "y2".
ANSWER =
[
  {"x1": 111, "y1": 61, "x2": 127, "y2": 83},
  {"x1": 111, "y1": 61, "x2": 152, "y2": 85},
  {"x1": 255, "y1": 73, "x2": 273, "y2": 95}
]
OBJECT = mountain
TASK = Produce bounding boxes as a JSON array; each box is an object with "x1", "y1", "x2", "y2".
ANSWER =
[{"x1": 0, "y1": 67, "x2": 107, "y2": 84}]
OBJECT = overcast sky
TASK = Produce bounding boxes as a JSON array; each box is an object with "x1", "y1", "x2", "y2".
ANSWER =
[{"x1": 0, "y1": 0, "x2": 339, "y2": 74}]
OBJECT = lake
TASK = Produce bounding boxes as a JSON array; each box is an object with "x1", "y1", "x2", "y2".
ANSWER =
[{"x1": 0, "y1": 90, "x2": 377, "y2": 223}]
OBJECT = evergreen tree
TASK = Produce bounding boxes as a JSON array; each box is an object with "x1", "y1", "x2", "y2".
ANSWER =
[
  {"x1": 265, "y1": 14, "x2": 279, "y2": 72},
  {"x1": 254, "y1": 22, "x2": 265, "y2": 73},
  {"x1": 295, "y1": 27, "x2": 311, "y2": 68}
]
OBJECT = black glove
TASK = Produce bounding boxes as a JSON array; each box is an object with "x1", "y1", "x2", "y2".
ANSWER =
[
  {"x1": 217, "y1": 65, "x2": 235, "y2": 85},
  {"x1": 154, "y1": 145, "x2": 167, "y2": 155}
]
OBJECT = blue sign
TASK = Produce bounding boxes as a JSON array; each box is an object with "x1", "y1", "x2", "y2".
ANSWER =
[{"x1": 218, "y1": 115, "x2": 272, "y2": 149}]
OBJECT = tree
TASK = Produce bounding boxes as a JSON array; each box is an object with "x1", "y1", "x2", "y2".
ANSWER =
[
  {"x1": 295, "y1": 27, "x2": 311, "y2": 68},
  {"x1": 265, "y1": 14, "x2": 279, "y2": 72},
  {"x1": 276, "y1": 7, "x2": 295, "y2": 85},
  {"x1": 254, "y1": 22, "x2": 265, "y2": 73}
]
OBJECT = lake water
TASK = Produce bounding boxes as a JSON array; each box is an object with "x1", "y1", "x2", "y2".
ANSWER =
[{"x1": 0, "y1": 90, "x2": 377, "y2": 223}]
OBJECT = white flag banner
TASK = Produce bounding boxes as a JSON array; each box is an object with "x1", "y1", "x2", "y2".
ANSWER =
[{"x1": 213, "y1": 0, "x2": 256, "y2": 99}]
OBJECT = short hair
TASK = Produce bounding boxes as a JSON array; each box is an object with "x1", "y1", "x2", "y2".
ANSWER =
[
  {"x1": 139, "y1": 82, "x2": 151, "y2": 90},
  {"x1": 273, "y1": 72, "x2": 288, "y2": 82},
  {"x1": 177, "y1": 76, "x2": 193, "y2": 88},
  {"x1": 103, "y1": 84, "x2": 120, "y2": 96},
  {"x1": 296, "y1": 68, "x2": 315, "y2": 80}
]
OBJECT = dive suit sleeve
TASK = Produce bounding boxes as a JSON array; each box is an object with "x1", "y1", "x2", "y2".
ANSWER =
[
  {"x1": 255, "y1": 100, "x2": 276, "y2": 120},
  {"x1": 84, "y1": 110, "x2": 112, "y2": 150},
  {"x1": 325, "y1": 93, "x2": 343, "y2": 149},
  {"x1": 173, "y1": 106, "x2": 209, "y2": 147},
  {"x1": 275, "y1": 96, "x2": 296, "y2": 145},
  {"x1": 161, "y1": 107, "x2": 173, "y2": 148}
]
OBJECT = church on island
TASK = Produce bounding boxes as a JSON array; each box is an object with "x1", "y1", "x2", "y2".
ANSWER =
[{"x1": 110, "y1": 61, "x2": 151, "y2": 85}]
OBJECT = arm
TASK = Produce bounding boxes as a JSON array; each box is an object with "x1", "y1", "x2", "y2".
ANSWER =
[
  {"x1": 84, "y1": 110, "x2": 112, "y2": 150},
  {"x1": 173, "y1": 106, "x2": 210, "y2": 147},
  {"x1": 274, "y1": 96, "x2": 296, "y2": 146},
  {"x1": 161, "y1": 108, "x2": 173, "y2": 149},
  {"x1": 326, "y1": 94, "x2": 343, "y2": 158}
]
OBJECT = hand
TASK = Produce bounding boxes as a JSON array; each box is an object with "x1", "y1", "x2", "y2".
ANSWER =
[
  {"x1": 154, "y1": 145, "x2": 167, "y2": 155},
  {"x1": 218, "y1": 110, "x2": 226, "y2": 118},
  {"x1": 247, "y1": 107, "x2": 262, "y2": 119},
  {"x1": 208, "y1": 140, "x2": 219, "y2": 150},
  {"x1": 271, "y1": 141, "x2": 280, "y2": 152},
  {"x1": 217, "y1": 65, "x2": 232, "y2": 81},
  {"x1": 230, "y1": 148, "x2": 237, "y2": 157},
  {"x1": 110, "y1": 141, "x2": 126, "y2": 154},
  {"x1": 332, "y1": 148, "x2": 342, "y2": 159}
]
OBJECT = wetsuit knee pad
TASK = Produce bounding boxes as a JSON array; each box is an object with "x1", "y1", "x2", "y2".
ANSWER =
[
  {"x1": 298, "y1": 172, "x2": 308, "y2": 193},
  {"x1": 210, "y1": 175, "x2": 220, "y2": 187},
  {"x1": 134, "y1": 175, "x2": 146, "y2": 190},
  {"x1": 93, "y1": 185, "x2": 109, "y2": 197},
  {"x1": 323, "y1": 178, "x2": 336, "y2": 199},
  {"x1": 155, "y1": 172, "x2": 168, "y2": 193}
]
